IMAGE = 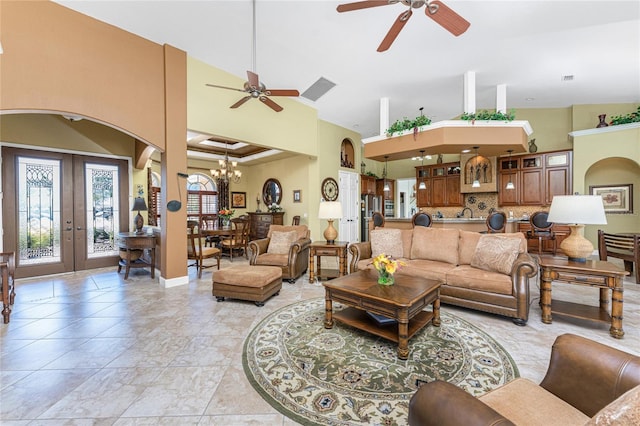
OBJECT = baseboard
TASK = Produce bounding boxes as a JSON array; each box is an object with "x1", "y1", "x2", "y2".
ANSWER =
[{"x1": 160, "y1": 274, "x2": 189, "y2": 288}]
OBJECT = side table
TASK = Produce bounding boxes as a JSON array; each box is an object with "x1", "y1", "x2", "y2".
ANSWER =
[
  {"x1": 117, "y1": 232, "x2": 156, "y2": 279},
  {"x1": 538, "y1": 258, "x2": 629, "y2": 338},
  {"x1": 309, "y1": 241, "x2": 348, "y2": 283}
]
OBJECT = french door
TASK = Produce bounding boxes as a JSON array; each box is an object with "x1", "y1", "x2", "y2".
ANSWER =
[{"x1": 2, "y1": 147, "x2": 129, "y2": 278}]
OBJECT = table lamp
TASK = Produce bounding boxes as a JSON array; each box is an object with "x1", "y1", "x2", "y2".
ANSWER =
[
  {"x1": 318, "y1": 201, "x2": 343, "y2": 244},
  {"x1": 547, "y1": 195, "x2": 607, "y2": 262},
  {"x1": 132, "y1": 197, "x2": 148, "y2": 234}
]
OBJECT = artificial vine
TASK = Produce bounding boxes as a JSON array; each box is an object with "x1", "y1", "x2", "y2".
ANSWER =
[
  {"x1": 386, "y1": 114, "x2": 432, "y2": 136},
  {"x1": 460, "y1": 109, "x2": 516, "y2": 121}
]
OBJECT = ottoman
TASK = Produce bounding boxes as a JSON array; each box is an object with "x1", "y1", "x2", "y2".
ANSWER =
[{"x1": 212, "y1": 265, "x2": 282, "y2": 307}]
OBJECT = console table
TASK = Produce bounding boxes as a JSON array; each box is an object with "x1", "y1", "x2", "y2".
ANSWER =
[
  {"x1": 538, "y1": 258, "x2": 628, "y2": 338},
  {"x1": 117, "y1": 232, "x2": 156, "y2": 279}
]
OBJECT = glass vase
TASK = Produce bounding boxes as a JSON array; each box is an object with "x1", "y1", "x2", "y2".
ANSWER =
[
  {"x1": 222, "y1": 218, "x2": 231, "y2": 229},
  {"x1": 377, "y1": 270, "x2": 395, "y2": 286}
]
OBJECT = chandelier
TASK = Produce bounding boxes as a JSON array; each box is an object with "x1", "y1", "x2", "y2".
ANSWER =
[{"x1": 210, "y1": 143, "x2": 242, "y2": 183}]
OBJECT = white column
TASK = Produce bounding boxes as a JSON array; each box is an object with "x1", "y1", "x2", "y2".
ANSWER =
[
  {"x1": 496, "y1": 84, "x2": 507, "y2": 113},
  {"x1": 380, "y1": 97, "x2": 389, "y2": 136},
  {"x1": 463, "y1": 71, "x2": 476, "y2": 114}
]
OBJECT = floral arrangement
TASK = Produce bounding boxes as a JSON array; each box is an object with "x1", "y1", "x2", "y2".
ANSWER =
[
  {"x1": 218, "y1": 208, "x2": 235, "y2": 220},
  {"x1": 268, "y1": 203, "x2": 283, "y2": 212},
  {"x1": 371, "y1": 253, "x2": 406, "y2": 286},
  {"x1": 386, "y1": 114, "x2": 432, "y2": 136}
]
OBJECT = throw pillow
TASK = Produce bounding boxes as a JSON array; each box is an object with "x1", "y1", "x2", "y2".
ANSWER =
[
  {"x1": 471, "y1": 234, "x2": 521, "y2": 275},
  {"x1": 586, "y1": 385, "x2": 640, "y2": 426},
  {"x1": 267, "y1": 230, "x2": 298, "y2": 255},
  {"x1": 370, "y1": 228, "x2": 403, "y2": 258}
]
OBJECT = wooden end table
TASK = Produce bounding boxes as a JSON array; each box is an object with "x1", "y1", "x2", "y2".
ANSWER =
[
  {"x1": 538, "y1": 258, "x2": 629, "y2": 338},
  {"x1": 117, "y1": 232, "x2": 156, "y2": 279},
  {"x1": 308, "y1": 241, "x2": 348, "y2": 283},
  {"x1": 323, "y1": 269, "x2": 441, "y2": 359}
]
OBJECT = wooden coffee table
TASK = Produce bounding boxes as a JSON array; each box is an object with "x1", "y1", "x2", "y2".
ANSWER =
[{"x1": 323, "y1": 269, "x2": 441, "y2": 359}]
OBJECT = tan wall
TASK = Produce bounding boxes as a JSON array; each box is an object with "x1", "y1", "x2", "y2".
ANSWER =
[{"x1": 0, "y1": 1, "x2": 168, "y2": 150}]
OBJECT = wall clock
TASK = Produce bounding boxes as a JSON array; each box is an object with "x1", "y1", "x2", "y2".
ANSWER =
[{"x1": 321, "y1": 177, "x2": 339, "y2": 201}]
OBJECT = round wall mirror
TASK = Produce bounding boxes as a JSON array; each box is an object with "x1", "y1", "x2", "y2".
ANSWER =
[{"x1": 262, "y1": 178, "x2": 282, "y2": 206}]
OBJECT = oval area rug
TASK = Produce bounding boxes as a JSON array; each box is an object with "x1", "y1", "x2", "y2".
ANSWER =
[{"x1": 243, "y1": 298, "x2": 518, "y2": 425}]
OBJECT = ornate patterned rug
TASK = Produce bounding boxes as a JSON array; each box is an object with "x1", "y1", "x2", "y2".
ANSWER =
[{"x1": 243, "y1": 298, "x2": 519, "y2": 425}]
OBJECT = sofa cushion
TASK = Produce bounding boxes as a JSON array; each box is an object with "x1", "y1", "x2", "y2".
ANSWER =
[
  {"x1": 402, "y1": 259, "x2": 457, "y2": 283},
  {"x1": 410, "y1": 227, "x2": 459, "y2": 265},
  {"x1": 479, "y1": 378, "x2": 590, "y2": 425},
  {"x1": 401, "y1": 229, "x2": 413, "y2": 259},
  {"x1": 267, "y1": 230, "x2": 298, "y2": 254},
  {"x1": 254, "y1": 252, "x2": 289, "y2": 267},
  {"x1": 471, "y1": 234, "x2": 521, "y2": 275},
  {"x1": 586, "y1": 385, "x2": 640, "y2": 426},
  {"x1": 370, "y1": 228, "x2": 404, "y2": 258},
  {"x1": 446, "y1": 265, "x2": 513, "y2": 295},
  {"x1": 459, "y1": 230, "x2": 483, "y2": 265},
  {"x1": 267, "y1": 225, "x2": 309, "y2": 240}
]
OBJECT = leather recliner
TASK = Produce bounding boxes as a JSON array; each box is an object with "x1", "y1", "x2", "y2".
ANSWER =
[{"x1": 249, "y1": 225, "x2": 311, "y2": 283}]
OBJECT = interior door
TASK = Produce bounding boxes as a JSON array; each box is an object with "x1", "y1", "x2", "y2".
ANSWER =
[
  {"x1": 339, "y1": 170, "x2": 359, "y2": 243},
  {"x1": 2, "y1": 147, "x2": 129, "y2": 278}
]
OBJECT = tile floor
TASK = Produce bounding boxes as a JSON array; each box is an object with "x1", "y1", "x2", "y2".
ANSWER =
[{"x1": 1, "y1": 255, "x2": 639, "y2": 425}]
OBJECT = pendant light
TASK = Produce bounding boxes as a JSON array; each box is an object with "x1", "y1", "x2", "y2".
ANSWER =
[
  {"x1": 471, "y1": 146, "x2": 481, "y2": 188},
  {"x1": 418, "y1": 150, "x2": 427, "y2": 190},
  {"x1": 505, "y1": 149, "x2": 515, "y2": 190},
  {"x1": 383, "y1": 156, "x2": 390, "y2": 192}
]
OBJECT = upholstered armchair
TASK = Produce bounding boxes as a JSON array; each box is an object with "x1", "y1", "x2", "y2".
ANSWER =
[
  {"x1": 249, "y1": 225, "x2": 311, "y2": 283},
  {"x1": 408, "y1": 333, "x2": 640, "y2": 426}
]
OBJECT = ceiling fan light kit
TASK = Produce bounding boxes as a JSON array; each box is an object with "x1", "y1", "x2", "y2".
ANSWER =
[{"x1": 337, "y1": 0, "x2": 470, "y2": 52}]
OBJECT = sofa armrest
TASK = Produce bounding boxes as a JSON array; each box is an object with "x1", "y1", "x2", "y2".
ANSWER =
[
  {"x1": 348, "y1": 242, "x2": 372, "y2": 273},
  {"x1": 409, "y1": 380, "x2": 514, "y2": 426},
  {"x1": 248, "y1": 238, "x2": 270, "y2": 264},
  {"x1": 540, "y1": 333, "x2": 640, "y2": 417}
]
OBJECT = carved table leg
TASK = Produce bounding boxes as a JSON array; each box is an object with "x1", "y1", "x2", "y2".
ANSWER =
[
  {"x1": 397, "y1": 308, "x2": 409, "y2": 360},
  {"x1": 540, "y1": 267, "x2": 553, "y2": 324},
  {"x1": 610, "y1": 280, "x2": 624, "y2": 339},
  {"x1": 432, "y1": 295, "x2": 441, "y2": 327},
  {"x1": 324, "y1": 295, "x2": 333, "y2": 329}
]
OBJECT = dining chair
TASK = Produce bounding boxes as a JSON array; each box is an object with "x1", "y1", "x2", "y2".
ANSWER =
[
  {"x1": 187, "y1": 220, "x2": 220, "y2": 278},
  {"x1": 485, "y1": 211, "x2": 507, "y2": 233},
  {"x1": 411, "y1": 212, "x2": 432, "y2": 228},
  {"x1": 526, "y1": 211, "x2": 556, "y2": 255},
  {"x1": 200, "y1": 215, "x2": 219, "y2": 247},
  {"x1": 220, "y1": 218, "x2": 250, "y2": 261},
  {"x1": 292, "y1": 215, "x2": 301, "y2": 226}
]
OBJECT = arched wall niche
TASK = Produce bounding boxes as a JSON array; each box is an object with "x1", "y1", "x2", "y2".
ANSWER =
[
  {"x1": 340, "y1": 139, "x2": 355, "y2": 169},
  {"x1": 584, "y1": 156, "x2": 640, "y2": 240}
]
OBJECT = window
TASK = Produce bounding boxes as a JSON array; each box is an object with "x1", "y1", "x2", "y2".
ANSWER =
[{"x1": 186, "y1": 173, "x2": 218, "y2": 224}]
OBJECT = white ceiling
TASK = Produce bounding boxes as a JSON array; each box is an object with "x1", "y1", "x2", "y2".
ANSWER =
[{"x1": 55, "y1": 0, "x2": 639, "y2": 141}]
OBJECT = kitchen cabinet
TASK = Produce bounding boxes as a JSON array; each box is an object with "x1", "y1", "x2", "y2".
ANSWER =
[
  {"x1": 416, "y1": 162, "x2": 462, "y2": 207},
  {"x1": 247, "y1": 212, "x2": 284, "y2": 241},
  {"x1": 360, "y1": 174, "x2": 376, "y2": 195},
  {"x1": 376, "y1": 179, "x2": 395, "y2": 201},
  {"x1": 498, "y1": 150, "x2": 572, "y2": 207}
]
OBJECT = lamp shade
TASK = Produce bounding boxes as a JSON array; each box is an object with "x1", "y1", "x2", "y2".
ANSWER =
[
  {"x1": 547, "y1": 195, "x2": 607, "y2": 225},
  {"x1": 318, "y1": 201, "x2": 343, "y2": 219},
  {"x1": 132, "y1": 197, "x2": 148, "y2": 212}
]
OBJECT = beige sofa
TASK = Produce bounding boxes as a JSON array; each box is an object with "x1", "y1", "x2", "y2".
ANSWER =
[{"x1": 348, "y1": 227, "x2": 538, "y2": 325}]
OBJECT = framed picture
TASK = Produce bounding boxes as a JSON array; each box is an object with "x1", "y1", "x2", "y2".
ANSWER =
[
  {"x1": 231, "y1": 191, "x2": 246, "y2": 209},
  {"x1": 590, "y1": 184, "x2": 633, "y2": 214},
  {"x1": 293, "y1": 189, "x2": 301, "y2": 203}
]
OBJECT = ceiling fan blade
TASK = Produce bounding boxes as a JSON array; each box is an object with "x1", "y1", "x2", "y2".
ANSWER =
[
  {"x1": 377, "y1": 9, "x2": 412, "y2": 52},
  {"x1": 205, "y1": 83, "x2": 247, "y2": 93},
  {"x1": 424, "y1": 0, "x2": 470, "y2": 36},
  {"x1": 259, "y1": 96, "x2": 283, "y2": 112},
  {"x1": 247, "y1": 70, "x2": 260, "y2": 90},
  {"x1": 266, "y1": 89, "x2": 300, "y2": 97},
  {"x1": 337, "y1": 0, "x2": 390, "y2": 13},
  {"x1": 230, "y1": 96, "x2": 252, "y2": 109}
]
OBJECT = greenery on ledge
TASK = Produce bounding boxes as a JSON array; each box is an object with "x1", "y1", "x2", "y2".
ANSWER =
[
  {"x1": 610, "y1": 106, "x2": 640, "y2": 125},
  {"x1": 460, "y1": 109, "x2": 516, "y2": 121},
  {"x1": 386, "y1": 114, "x2": 432, "y2": 136}
]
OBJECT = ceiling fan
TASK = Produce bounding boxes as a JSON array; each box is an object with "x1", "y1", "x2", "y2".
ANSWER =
[
  {"x1": 337, "y1": 0, "x2": 470, "y2": 52},
  {"x1": 205, "y1": 0, "x2": 299, "y2": 112}
]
